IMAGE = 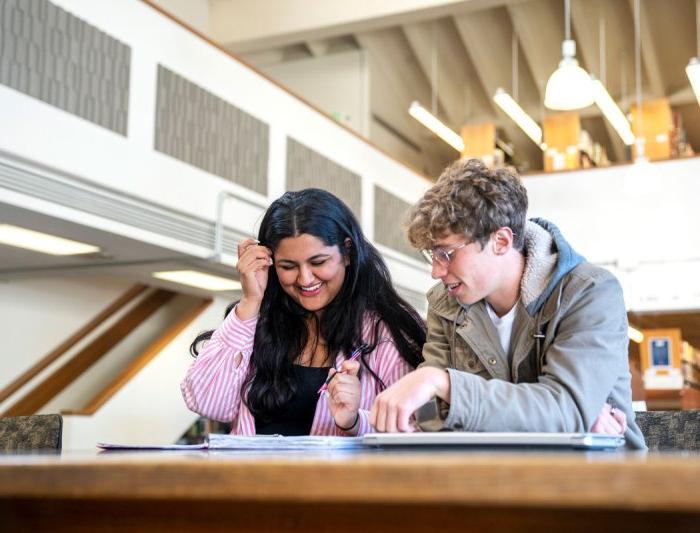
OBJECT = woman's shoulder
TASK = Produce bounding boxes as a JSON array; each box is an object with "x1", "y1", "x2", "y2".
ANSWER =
[{"x1": 360, "y1": 312, "x2": 396, "y2": 347}]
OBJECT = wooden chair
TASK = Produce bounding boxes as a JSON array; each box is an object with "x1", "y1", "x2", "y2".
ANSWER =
[
  {"x1": 634, "y1": 410, "x2": 700, "y2": 451},
  {"x1": 0, "y1": 414, "x2": 63, "y2": 451}
]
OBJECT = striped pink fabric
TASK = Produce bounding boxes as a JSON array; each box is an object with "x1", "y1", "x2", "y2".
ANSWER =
[{"x1": 181, "y1": 306, "x2": 413, "y2": 436}]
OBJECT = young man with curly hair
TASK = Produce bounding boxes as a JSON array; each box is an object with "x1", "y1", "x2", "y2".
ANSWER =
[{"x1": 370, "y1": 158, "x2": 645, "y2": 449}]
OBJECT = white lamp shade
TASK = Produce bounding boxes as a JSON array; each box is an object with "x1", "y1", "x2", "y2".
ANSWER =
[{"x1": 544, "y1": 58, "x2": 595, "y2": 110}]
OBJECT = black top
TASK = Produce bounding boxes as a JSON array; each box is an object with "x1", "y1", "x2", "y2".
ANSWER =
[{"x1": 254, "y1": 365, "x2": 330, "y2": 436}]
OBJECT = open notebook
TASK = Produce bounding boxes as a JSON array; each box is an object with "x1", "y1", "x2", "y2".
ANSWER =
[
  {"x1": 362, "y1": 432, "x2": 626, "y2": 450},
  {"x1": 98, "y1": 432, "x2": 624, "y2": 451}
]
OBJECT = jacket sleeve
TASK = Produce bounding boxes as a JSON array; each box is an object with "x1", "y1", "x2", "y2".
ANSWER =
[
  {"x1": 419, "y1": 306, "x2": 454, "y2": 370},
  {"x1": 443, "y1": 271, "x2": 629, "y2": 433},
  {"x1": 180, "y1": 306, "x2": 257, "y2": 422},
  {"x1": 415, "y1": 305, "x2": 454, "y2": 430}
]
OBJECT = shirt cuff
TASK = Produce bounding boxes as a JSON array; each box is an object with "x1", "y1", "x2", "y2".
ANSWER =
[{"x1": 334, "y1": 410, "x2": 370, "y2": 436}]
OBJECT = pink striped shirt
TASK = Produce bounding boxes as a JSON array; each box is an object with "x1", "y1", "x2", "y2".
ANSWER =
[{"x1": 181, "y1": 306, "x2": 414, "y2": 436}]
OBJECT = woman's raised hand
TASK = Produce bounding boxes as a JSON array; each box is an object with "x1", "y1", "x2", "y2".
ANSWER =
[
  {"x1": 326, "y1": 360, "x2": 362, "y2": 435},
  {"x1": 235, "y1": 238, "x2": 273, "y2": 320}
]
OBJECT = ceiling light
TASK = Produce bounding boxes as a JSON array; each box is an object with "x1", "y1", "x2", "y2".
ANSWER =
[
  {"x1": 153, "y1": 270, "x2": 242, "y2": 291},
  {"x1": 628, "y1": 326, "x2": 644, "y2": 344},
  {"x1": 408, "y1": 101, "x2": 464, "y2": 152},
  {"x1": 544, "y1": 1, "x2": 593, "y2": 110},
  {"x1": 686, "y1": 57, "x2": 700, "y2": 106},
  {"x1": 591, "y1": 78, "x2": 635, "y2": 145},
  {"x1": 545, "y1": 40, "x2": 594, "y2": 110},
  {"x1": 0, "y1": 224, "x2": 100, "y2": 255},
  {"x1": 493, "y1": 89, "x2": 544, "y2": 149}
]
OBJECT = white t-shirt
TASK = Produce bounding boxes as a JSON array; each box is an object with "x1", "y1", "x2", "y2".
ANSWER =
[{"x1": 485, "y1": 302, "x2": 517, "y2": 356}]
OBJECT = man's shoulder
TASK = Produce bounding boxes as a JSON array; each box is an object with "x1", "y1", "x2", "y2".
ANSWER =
[
  {"x1": 556, "y1": 262, "x2": 623, "y2": 311},
  {"x1": 567, "y1": 262, "x2": 620, "y2": 288}
]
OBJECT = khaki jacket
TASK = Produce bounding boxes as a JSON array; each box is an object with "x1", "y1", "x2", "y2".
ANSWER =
[{"x1": 419, "y1": 219, "x2": 646, "y2": 449}]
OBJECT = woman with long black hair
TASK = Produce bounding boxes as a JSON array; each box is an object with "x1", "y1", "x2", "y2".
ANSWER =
[{"x1": 182, "y1": 188, "x2": 425, "y2": 436}]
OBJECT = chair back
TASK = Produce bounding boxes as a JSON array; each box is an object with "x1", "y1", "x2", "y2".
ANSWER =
[
  {"x1": 0, "y1": 414, "x2": 63, "y2": 451},
  {"x1": 634, "y1": 410, "x2": 700, "y2": 451}
]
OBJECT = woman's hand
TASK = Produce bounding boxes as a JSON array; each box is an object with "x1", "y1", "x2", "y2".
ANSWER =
[
  {"x1": 590, "y1": 403, "x2": 627, "y2": 435},
  {"x1": 235, "y1": 238, "x2": 273, "y2": 320},
  {"x1": 326, "y1": 360, "x2": 362, "y2": 435}
]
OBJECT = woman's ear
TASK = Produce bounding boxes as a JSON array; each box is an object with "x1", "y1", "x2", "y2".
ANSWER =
[{"x1": 343, "y1": 237, "x2": 352, "y2": 265}]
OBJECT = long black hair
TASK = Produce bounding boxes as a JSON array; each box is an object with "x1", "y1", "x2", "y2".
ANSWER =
[{"x1": 190, "y1": 188, "x2": 425, "y2": 422}]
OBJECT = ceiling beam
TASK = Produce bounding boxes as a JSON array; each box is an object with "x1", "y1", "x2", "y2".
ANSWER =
[
  {"x1": 356, "y1": 29, "x2": 457, "y2": 172},
  {"x1": 211, "y1": 0, "x2": 526, "y2": 53},
  {"x1": 506, "y1": 0, "x2": 564, "y2": 101},
  {"x1": 628, "y1": 0, "x2": 665, "y2": 97},
  {"x1": 570, "y1": 0, "x2": 625, "y2": 162},
  {"x1": 402, "y1": 19, "x2": 494, "y2": 130},
  {"x1": 453, "y1": 8, "x2": 543, "y2": 168}
]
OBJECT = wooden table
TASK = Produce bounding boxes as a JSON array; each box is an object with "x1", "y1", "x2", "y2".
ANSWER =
[{"x1": 1, "y1": 449, "x2": 699, "y2": 532}]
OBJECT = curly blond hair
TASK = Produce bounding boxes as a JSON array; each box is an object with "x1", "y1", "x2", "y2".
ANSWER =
[{"x1": 405, "y1": 158, "x2": 527, "y2": 251}]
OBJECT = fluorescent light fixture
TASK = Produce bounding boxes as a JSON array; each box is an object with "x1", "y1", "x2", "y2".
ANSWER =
[
  {"x1": 686, "y1": 57, "x2": 700, "y2": 106},
  {"x1": 591, "y1": 78, "x2": 635, "y2": 145},
  {"x1": 628, "y1": 326, "x2": 644, "y2": 344},
  {"x1": 153, "y1": 270, "x2": 242, "y2": 291},
  {"x1": 408, "y1": 101, "x2": 464, "y2": 152},
  {"x1": 0, "y1": 224, "x2": 100, "y2": 255},
  {"x1": 492, "y1": 88, "x2": 544, "y2": 148},
  {"x1": 545, "y1": 40, "x2": 594, "y2": 110}
]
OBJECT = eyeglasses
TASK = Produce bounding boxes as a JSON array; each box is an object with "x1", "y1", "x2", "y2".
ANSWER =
[{"x1": 421, "y1": 242, "x2": 469, "y2": 266}]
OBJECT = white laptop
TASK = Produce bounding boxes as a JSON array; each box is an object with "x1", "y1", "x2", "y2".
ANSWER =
[{"x1": 362, "y1": 432, "x2": 625, "y2": 450}]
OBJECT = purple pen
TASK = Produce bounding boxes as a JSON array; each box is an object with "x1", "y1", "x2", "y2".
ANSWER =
[{"x1": 317, "y1": 344, "x2": 367, "y2": 394}]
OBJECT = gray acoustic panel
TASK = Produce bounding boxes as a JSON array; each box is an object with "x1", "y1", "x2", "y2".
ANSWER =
[
  {"x1": 0, "y1": 0, "x2": 130, "y2": 135},
  {"x1": 286, "y1": 137, "x2": 361, "y2": 217},
  {"x1": 374, "y1": 186, "x2": 422, "y2": 260},
  {"x1": 155, "y1": 65, "x2": 269, "y2": 195},
  {"x1": 0, "y1": 158, "x2": 244, "y2": 256}
]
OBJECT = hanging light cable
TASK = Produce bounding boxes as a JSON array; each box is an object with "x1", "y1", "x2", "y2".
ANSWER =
[
  {"x1": 686, "y1": 0, "x2": 700, "y2": 106},
  {"x1": 591, "y1": 13, "x2": 635, "y2": 145},
  {"x1": 408, "y1": 25, "x2": 463, "y2": 152},
  {"x1": 633, "y1": 0, "x2": 646, "y2": 162},
  {"x1": 544, "y1": 0, "x2": 594, "y2": 110},
  {"x1": 493, "y1": 32, "x2": 544, "y2": 149}
]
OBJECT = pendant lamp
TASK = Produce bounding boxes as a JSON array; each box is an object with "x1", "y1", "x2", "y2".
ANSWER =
[{"x1": 544, "y1": 0, "x2": 594, "y2": 110}]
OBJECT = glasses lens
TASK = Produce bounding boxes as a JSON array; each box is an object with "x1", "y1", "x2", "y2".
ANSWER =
[
  {"x1": 436, "y1": 249, "x2": 450, "y2": 264},
  {"x1": 421, "y1": 249, "x2": 434, "y2": 264}
]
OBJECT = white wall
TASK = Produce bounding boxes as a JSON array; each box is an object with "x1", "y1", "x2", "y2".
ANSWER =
[
  {"x1": 263, "y1": 49, "x2": 371, "y2": 137},
  {"x1": 0, "y1": 275, "x2": 132, "y2": 391},
  {"x1": 525, "y1": 157, "x2": 700, "y2": 312},
  {"x1": 41, "y1": 293, "x2": 202, "y2": 414},
  {"x1": 150, "y1": 0, "x2": 210, "y2": 35},
  {"x1": 61, "y1": 297, "x2": 230, "y2": 451}
]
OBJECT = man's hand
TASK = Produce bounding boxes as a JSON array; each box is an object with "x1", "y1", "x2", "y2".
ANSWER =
[
  {"x1": 590, "y1": 402, "x2": 627, "y2": 435},
  {"x1": 370, "y1": 367, "x2": 451, "y2": 433}
]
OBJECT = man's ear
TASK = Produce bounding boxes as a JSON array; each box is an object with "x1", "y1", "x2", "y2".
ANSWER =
[{"x1": 492, "y1": 228, "x2": 513, "y2": 255}]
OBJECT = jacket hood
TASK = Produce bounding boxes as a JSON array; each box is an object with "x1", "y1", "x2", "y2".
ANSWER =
[{"x1": 522, "y1": 218, "x2": 585, "y2": 316}]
